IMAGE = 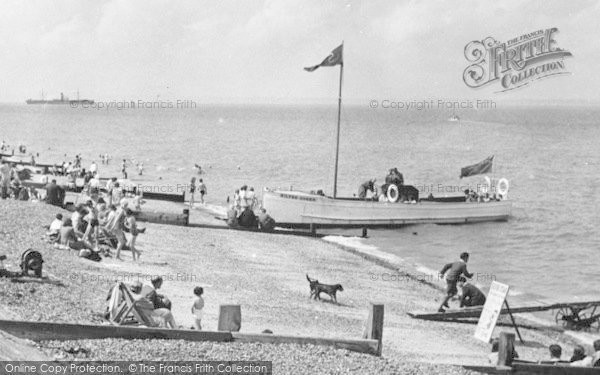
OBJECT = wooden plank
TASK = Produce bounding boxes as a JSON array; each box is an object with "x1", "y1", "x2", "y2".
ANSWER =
[
  {"x1": 0, "y1": 319, "x2": 233, "y2": 342},
  {"x1": 362, "y1": 303, "x2": 384, "y2": 356},
  {"x1": 408, "y1": 300, "x2": 600, "y2": 320},
  {"x1": 0, "y1": 319, "x2": 379, "y2": 356},
  {"x1": 462, "y1": 365, "x2": 511, "y2": 374},
  {"x1": 232, "y1": 332, "x2": 380, "y2": 356}
]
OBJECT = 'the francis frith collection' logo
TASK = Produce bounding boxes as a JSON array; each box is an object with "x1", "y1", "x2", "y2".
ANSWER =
[{"x1": 463, "y1": 28, "x2": 572, "y2": 92}]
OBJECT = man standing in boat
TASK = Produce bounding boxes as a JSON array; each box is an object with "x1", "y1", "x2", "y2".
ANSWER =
[
  {"x1": 358, "y1": 178, "x2": 376, "y2": 200},
  {"x1": 385, "y1": 168, "x2": 404, "y2": 186},
  {"x1": 438, "y1": 252, "x2": 473, "y2": 312}
]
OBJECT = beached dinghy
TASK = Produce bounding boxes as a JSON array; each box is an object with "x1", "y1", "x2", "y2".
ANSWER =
[{"x1": 262, "y1": 189, "x2": 511, "y2": 228}]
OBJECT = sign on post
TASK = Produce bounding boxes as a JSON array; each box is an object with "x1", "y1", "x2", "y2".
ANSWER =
[{"x1": 474, "y1": 281, "x2": 510, "y2": 343}]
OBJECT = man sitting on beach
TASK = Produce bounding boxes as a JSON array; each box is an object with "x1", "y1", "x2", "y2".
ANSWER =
[
  {"x1": 141, "y1": 276, "x2": 172, "y2": 310},
  {"x1": 47, "y1": 213, "x2": 63, "y2": 239},
  {"x1": 457, "y1": 277, "x2": 486, "y2": 307},
  {"x1": 56, "y1": 219, "x2": 93, "y2": 251},
  {"x1": 130, "y1": 281, "x2": 177, "y2": 328},
  {"x1": 238, "y1": 206, "x2": 258, "y2": 229},
  {"x1": 257, "y1": 208, "x2": 276, "y2": 232},
  {"x1": 44, "y1": 179, "x2": 65, "y2": 207},
  {"x1": 226, "y1": 205, "x2": 238, "y2": 227},
  {"x1": 438, "y1": 252, "x2": 473, "y2": 312}
]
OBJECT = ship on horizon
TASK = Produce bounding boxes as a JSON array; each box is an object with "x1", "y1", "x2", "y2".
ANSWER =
[{"x1": 25, "y1": 91, "x2": 94, "y2": 105}]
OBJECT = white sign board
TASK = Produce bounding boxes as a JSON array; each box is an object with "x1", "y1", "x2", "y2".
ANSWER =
[{"x1": 474, "y1": 281, "x2": 510, "y2": 343}]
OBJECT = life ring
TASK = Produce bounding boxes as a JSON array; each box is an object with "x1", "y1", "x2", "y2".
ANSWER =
[
  {"x1": 387, "y1": 184, "x2": 399, "y2": 203},
  {"x1": 497, "y1": 178, "x2": 509, "y2": 198}
]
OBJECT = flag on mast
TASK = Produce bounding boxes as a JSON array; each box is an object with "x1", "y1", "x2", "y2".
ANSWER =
[
  {"x1": 304, "y1": 44, "x2": 343, "y2": 72},
  {"x1": 460, "y1": 155, "x2": 494, "y2": 178}
]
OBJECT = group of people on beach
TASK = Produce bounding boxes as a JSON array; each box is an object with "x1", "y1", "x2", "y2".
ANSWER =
[
  {"x1": 488, "y1": 339, "x2": 600, "y2": 367},
  {"x1": 188, "y1": 177, "x2": 207, "y2": 206},
  {"x1": 225, "y1": 185, "x2": 275, "y2": 231},
  {"x1": 539, "y1": 341, "x2": 600, "y2": 367},
  {"x1": 46, "y1": 196, "x2": 145, "y2": 261},
  {"x1": 437, "y1": 252, "x2": 486, "y2": 313},
  {"x1": 0, "y1": 161, "x2": 37, "y2": 200},
  {"x1": 438, "y1": 252, "x2": 600, "y2": 367},
  {"x1": 107, "y1": 276, "x2": 205, "y2": 330}
]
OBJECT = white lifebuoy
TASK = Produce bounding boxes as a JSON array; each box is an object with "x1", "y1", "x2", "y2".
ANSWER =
[
  {"x1": 387, "y1": 184, "x2": 399, "y2": 203},
  {"x1": 497, "y1": 178, "x2": 509, "y2": 198}
]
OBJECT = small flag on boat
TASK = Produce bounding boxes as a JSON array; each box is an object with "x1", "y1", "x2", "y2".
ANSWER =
[
  {"x1": 460, "y1": 155, "x2": 494, "y2": 178},
  {"x1": 304, "y1": 43, "x2": 343, "y2": 72}
]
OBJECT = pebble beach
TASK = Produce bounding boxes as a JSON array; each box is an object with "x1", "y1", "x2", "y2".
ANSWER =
[{"x1": 0, "y1": 199, "x2": 587, "y2": 374}]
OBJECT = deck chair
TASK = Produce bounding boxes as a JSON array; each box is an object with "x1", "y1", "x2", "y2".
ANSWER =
[{"x1": 107, "y1": 282, "x2": 159, "y2": 327}]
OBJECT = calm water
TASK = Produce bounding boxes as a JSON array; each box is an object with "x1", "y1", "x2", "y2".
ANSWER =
[{"x1": 1, "y1": 103, "x2": 599, "y2": 301}]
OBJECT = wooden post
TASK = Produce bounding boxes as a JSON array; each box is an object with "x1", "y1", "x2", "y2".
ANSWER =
[
  {"x1": 309, "y1": 223, "x2": 316, "y2": 236},
  {"x1": 361, "y1": 227, "x2": 368, "y2": 238},
  {"x1": 497, "y1": 332, "x2": 515, "y2": 366},
  {"x1": 503, "y1": 300, "x2": 524, "y2": 344},
  {"x1": 362, "y1": 303, "x2": 384, "y2": 356},
  {"x1": 218, "y1": 305, "x2": 241, "y2": 332},
  {"x1": 183, "y1": 209, "x2": 190, "y2": 226}
]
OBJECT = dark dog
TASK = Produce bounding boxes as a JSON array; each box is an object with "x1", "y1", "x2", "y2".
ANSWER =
[{"x1": 306, "y1": 274, "x2": 343, "y2": 303}]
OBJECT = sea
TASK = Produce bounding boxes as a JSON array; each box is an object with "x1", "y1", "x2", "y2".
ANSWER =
[{"x1": 1, "y1": 102, "x2": 599, "y2": 304}]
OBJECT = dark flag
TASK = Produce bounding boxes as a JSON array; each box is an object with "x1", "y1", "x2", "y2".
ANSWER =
[
  {"x1": 304, "y1": 44, "x2": 343, "y2": 72},
  {"x1": 460, "y1": 155, "x2": 494, "y2": 178}
]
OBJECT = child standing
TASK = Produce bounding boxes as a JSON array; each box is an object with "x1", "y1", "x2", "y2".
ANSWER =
[
  {"x1": 191, "y1": 286, "x2": 204, "y2": 330},
  {"x1": 124, "y1": 208, "x2": 141, "y2": 261}
]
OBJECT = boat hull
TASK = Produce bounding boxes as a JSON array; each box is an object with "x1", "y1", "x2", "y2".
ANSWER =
[{"x1": 262, "y1": 190, "x2": 511, "y2": 228}]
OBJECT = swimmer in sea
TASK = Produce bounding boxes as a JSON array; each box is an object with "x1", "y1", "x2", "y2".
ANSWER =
[{"x1": 137, "y1": 162, "x2": 144, "y2": 176}]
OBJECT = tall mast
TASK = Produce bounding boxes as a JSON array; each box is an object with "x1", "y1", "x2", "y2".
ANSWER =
[{"x1": 333, "y1": 42, "x2": 344, "y2": 198}]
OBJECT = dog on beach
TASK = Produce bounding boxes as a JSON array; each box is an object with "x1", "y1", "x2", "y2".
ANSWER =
[{"x1": 306, "y1": 274, "x2": 344, "y2": 303}]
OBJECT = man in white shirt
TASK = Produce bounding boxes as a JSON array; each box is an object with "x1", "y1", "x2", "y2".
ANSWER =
[{"x1": 48, "y1": 214, "x2": 63, "y2": 236}]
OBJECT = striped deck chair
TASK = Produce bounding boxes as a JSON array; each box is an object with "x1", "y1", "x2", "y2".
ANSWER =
[{"x1": 107, "y1": 282, "x2": 159, "y2": 327}]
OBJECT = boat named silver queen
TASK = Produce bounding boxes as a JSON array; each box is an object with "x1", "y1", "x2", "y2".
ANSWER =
[{"x1": 262, "y1": 189, "x2": 512, "y2": 228}]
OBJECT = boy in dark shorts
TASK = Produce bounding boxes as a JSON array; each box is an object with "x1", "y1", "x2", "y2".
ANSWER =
[{"x1": 438, "y1": 252, "x2": 473, "y2": 312}]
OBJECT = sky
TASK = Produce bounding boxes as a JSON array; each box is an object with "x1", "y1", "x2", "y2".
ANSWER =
[{"x1": 0, "y1": 0, "x2": 598, "y2": 104}]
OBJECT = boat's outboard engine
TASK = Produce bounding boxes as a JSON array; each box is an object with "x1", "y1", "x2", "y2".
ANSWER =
[{"x1": 20, "y1": 249, "x2": 43, "y2": 277}]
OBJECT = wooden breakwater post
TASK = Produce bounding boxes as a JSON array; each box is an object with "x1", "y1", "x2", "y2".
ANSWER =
[
  {"x1": 362, "y1": 303, "x2": 384, "y2": 356},
  {"x1": 218, "y1": 305, "x2": 242, "y2": 332},
  {"x1": 497, "y1": 332, "x2": 516, "y2": 366}
]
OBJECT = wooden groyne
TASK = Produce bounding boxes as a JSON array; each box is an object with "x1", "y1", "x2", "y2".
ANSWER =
[{"x1": 0, "y1": 303, "x2": 384, "y2": 356}]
